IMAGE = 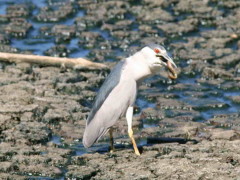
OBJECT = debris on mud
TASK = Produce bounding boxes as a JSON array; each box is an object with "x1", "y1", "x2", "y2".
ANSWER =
[{"x1": 0, "y1": 0, "x2": 240, "y2": 179}]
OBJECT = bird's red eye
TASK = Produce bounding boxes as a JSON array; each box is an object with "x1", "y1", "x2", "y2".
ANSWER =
[{"x1": 154, "y1": 48, "x2": 160, "y2": 53}]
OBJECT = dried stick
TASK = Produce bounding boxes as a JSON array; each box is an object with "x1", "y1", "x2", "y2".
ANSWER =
[{"x1": 0, "y1": 52, "x2": 107, "y2": 70}]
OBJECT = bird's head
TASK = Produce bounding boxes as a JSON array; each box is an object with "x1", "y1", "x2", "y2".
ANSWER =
[{"x1": 141, "y1": 44, "x2": 178, "y2": 80}]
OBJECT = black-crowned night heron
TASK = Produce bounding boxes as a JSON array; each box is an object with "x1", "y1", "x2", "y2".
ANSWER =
[{"x1": 83, "y1": 44, "x2": 177, "y2": 155}]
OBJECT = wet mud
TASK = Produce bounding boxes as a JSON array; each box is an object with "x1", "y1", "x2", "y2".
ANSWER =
[{"x1": 0, "y1": 0, "x2": 240, "y2": 179}]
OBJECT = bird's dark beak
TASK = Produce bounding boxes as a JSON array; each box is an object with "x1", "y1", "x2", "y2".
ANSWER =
[{"x1": 157, "y1": 54, "x2": 178, "y2": 80}]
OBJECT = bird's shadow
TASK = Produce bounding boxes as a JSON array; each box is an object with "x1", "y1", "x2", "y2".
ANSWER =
[{"x1": 94, "y1": 137, "x2": 198, "y2": 155}]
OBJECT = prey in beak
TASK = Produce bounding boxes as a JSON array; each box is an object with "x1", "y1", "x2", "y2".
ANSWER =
[
  {"x1": 167, "y1": 60, "x2": 178, "y2": 80},
  {"x1": 156, "y1": 53, "x2": 178, "y2": 80}
]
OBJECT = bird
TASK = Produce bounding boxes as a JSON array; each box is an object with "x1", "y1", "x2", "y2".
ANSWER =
[{"x1": 83, "y1": 44, "x2": 177, "y2": 155}]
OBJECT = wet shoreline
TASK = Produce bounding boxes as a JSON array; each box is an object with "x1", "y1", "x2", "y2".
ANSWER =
[{"x1": 0, "y1": 0, "x2": 240, "y2": 179}]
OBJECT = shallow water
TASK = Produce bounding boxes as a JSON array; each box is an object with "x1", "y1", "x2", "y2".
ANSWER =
[
  {"x1": 0, "y1": 0, "x2": 88, "y2": 57},
  {"x1": 0, "y1": 0, "x2": 240, "y2": 179},
  {"x1": 3, "y1": 0, "x2": 239, "y2": 131}
]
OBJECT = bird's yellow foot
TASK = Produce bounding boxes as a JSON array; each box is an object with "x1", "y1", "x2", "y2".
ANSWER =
[
  {"x1": 110, "y1": 146, "x2": 115, "y2": 153},
  {"x1": 134, "y1": 149, "x2": 141, "y2": 156}
]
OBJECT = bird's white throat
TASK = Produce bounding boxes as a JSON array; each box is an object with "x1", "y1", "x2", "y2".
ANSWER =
[{"x1": 125, "y1": 51, "x2": 153, "y2": 82}]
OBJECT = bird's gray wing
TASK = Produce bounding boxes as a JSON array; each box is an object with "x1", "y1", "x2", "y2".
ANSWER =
[
  {"x1": 83, "y1": 62, "x2": 137, "y2": 148},
  {"x1": 87, "y1": 60, "x2": 125, "y2": 125}
]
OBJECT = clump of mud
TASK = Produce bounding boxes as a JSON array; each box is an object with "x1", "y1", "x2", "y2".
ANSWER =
[{"x1": 0, "y1": 0, "x2": 240, "y2": 179}]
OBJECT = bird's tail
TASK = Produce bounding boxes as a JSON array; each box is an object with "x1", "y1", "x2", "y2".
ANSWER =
[{"x1": 82, "y1": 124, "x2": 108, "y2": 148}]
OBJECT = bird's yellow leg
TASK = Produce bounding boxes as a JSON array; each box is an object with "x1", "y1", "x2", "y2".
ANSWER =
[
  {"x1": 126, "y1": 107, "x2": 140, "y2": 156},
  {"x1": 109, "y1": 127, "x2": 115, "y2": 153},
  {"x1": 128, "y1": 129, "x2": 140, "y2": 155}
]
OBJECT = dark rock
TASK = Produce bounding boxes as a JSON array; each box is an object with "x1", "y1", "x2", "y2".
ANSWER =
[
  {"x1": 4, "y1": 18, "x2": 32, "y2": 38},
  {"x1": 138, "y1": 24, "x2": 159, "y2": 35},
  {"x1": 110, "y1": 30, "x2": 142, "y2": 42},
  {"x1": 228, "y1": 96, "x2": 240, "y2": 104},
  {"x1": 139, "y1": 36, "x2": 166, "y2": 47},
  {"x1": 75, "y1": 16, "x2": 101, "y2": 29},
  {"x1": 6, "y1": 4, "x2": 31, "y2": 18},
  {"x1": 202, "y1": 67, "x2": 234, "y2": 80},
  {"x1": 0, "y1": 34, "x2": 10, "y2": 44},
  {"x1": 17, "y1": 163, "x2": 62, "y2": 177},
  {"x1": 168, "y1": 83, "x2": 208, "y2": 91},
  {"x1": 101, "y1": 20, "x2": 133, "y2": 32},
  {"x1": 0, "y1": 44, "x2": 18, "y2": 53},
  {"x1": 87, "y1": 49, "x2": 113, "y2": 61},
  {"x1": 52, "y1": 24, "x2": 76, "y2": 39},
  {"x1": 157, "y1": 18, "x2": 198, "y2": 35},
  {"x1": 43, "y1": 108, "x2": 70, "y2": 124},
  {"x1": 184, "y1": 97, "x2": 229, "y2": 111},
  {"x1": 196, "y1": 78, "x2": 224, "y2": 87},
  {"x1": 214, "y1": 52, "x2": 240, "y2": 66},
  {"x1": 83, "y1": 1, "x2": 130, "y2": 22},
  {"x1": 3, "y1": 121, "x2": 51, "y2": 144},
  {"x1": 78, "y1": 31, "x2": 104, "y2": 49},
  {"x1": 39, "y1": 26, "x2": 52, "y2": 36},
  {"x1": 166, "y1": 109, "x2": 201, "y2": 119},
  {"x1": 0, "y1": 173, "x2": 25, "y2": 180},
  {"x1": 0, "y1": 15, "x2": 9, "y2": 23},
  {"x1": 57, "y1": 121, "x2": 84, "y2": 143},
  {"x1": 213, "y1": 48, "x2": 234, "y2": 58},
  {"x1": 52, "y1": 25, "x2": 75, "y2": 36},
  {"x1": 209, "y1": 129, "x2": 240, "y2": 140},
  {"x1": 201, "y1": 29, "x2": 237, "y2": 39},
  {"x1": 201, "y1": 37, "x2": 233, "y2": 49},
  {"x1": 178, "y1": 48, "x2": 214, "y2": 61},
  {"x1": 47, "y1": 0, "x2": 70, "y2": 6},
  {"x1": 174, "y1": 0, "x2": 222, "y2": 18},
  {"x1": 142, "y1": 107, "x2": 165, "y2": 120},
  {"x1": 134, "y1": 7, "x2": 174, "y2": 23},
  {"x1": 156, "y1": 97, "x2": 192, "y2": 110},
  {"x1": 219, "y1": 81, "x2": 240, "y2": 90},
  {"x1": 142, "y1": 0, "x2": 173, "y2": 7},
  {"x1": 0, "y1": 114, "x2": 18, "y2": 132},
  {"x1": 208, "y1": 113, "x2": 240, "y2": 130},
  {"x1": 35, "y1": 3, "x2": 75, "y2": 22},
  {"x1": 44, "y1": 45, "x2": 70, "y2": 57},
  {"x1": 215, "y1": 8, "x2": 240, "y2": 34},
  {"x1": 66, "y1": 165, "x2": 99, "y2": 179}
]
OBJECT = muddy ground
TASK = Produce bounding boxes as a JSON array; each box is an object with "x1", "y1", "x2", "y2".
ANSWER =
[{"x1": 0, "y1": 0, "x2": 240, "y2": 179}]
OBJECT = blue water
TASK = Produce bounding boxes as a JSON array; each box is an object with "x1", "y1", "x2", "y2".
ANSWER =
[
  {"x1": 1, "y1": 1, "x2": 240, "y2": 179},
  {"x1": 0, "y1": 0, "x2": 88, "y2": 57},
  {"x1": 1, "y1": 0, "x2": 239, "y2": 152}
]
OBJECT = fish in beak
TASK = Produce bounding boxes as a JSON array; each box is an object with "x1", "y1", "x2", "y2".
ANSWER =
[
  {"x1": 167, "y1": 60, "x2": 178, "y2": 80},
  {"x1": 156, "y1": 54, "x2": 178, "y2": 80}
]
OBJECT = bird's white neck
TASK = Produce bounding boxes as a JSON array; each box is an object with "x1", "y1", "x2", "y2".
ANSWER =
[{"x1": 126, "y1": 51, "x2": 152, "y2": 82}]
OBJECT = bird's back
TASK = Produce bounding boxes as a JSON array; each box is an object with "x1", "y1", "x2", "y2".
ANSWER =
[
  {"x1": 87, "y1": 61, "x2": 125, "y2": 125},
  {"x1": 83, "y1": 60, "x2": 137, "y2": 148}
]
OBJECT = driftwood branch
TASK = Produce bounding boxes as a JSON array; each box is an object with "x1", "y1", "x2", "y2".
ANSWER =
[{"x1": 0, "y1": 52, "x2": 107, "y2": 70}]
